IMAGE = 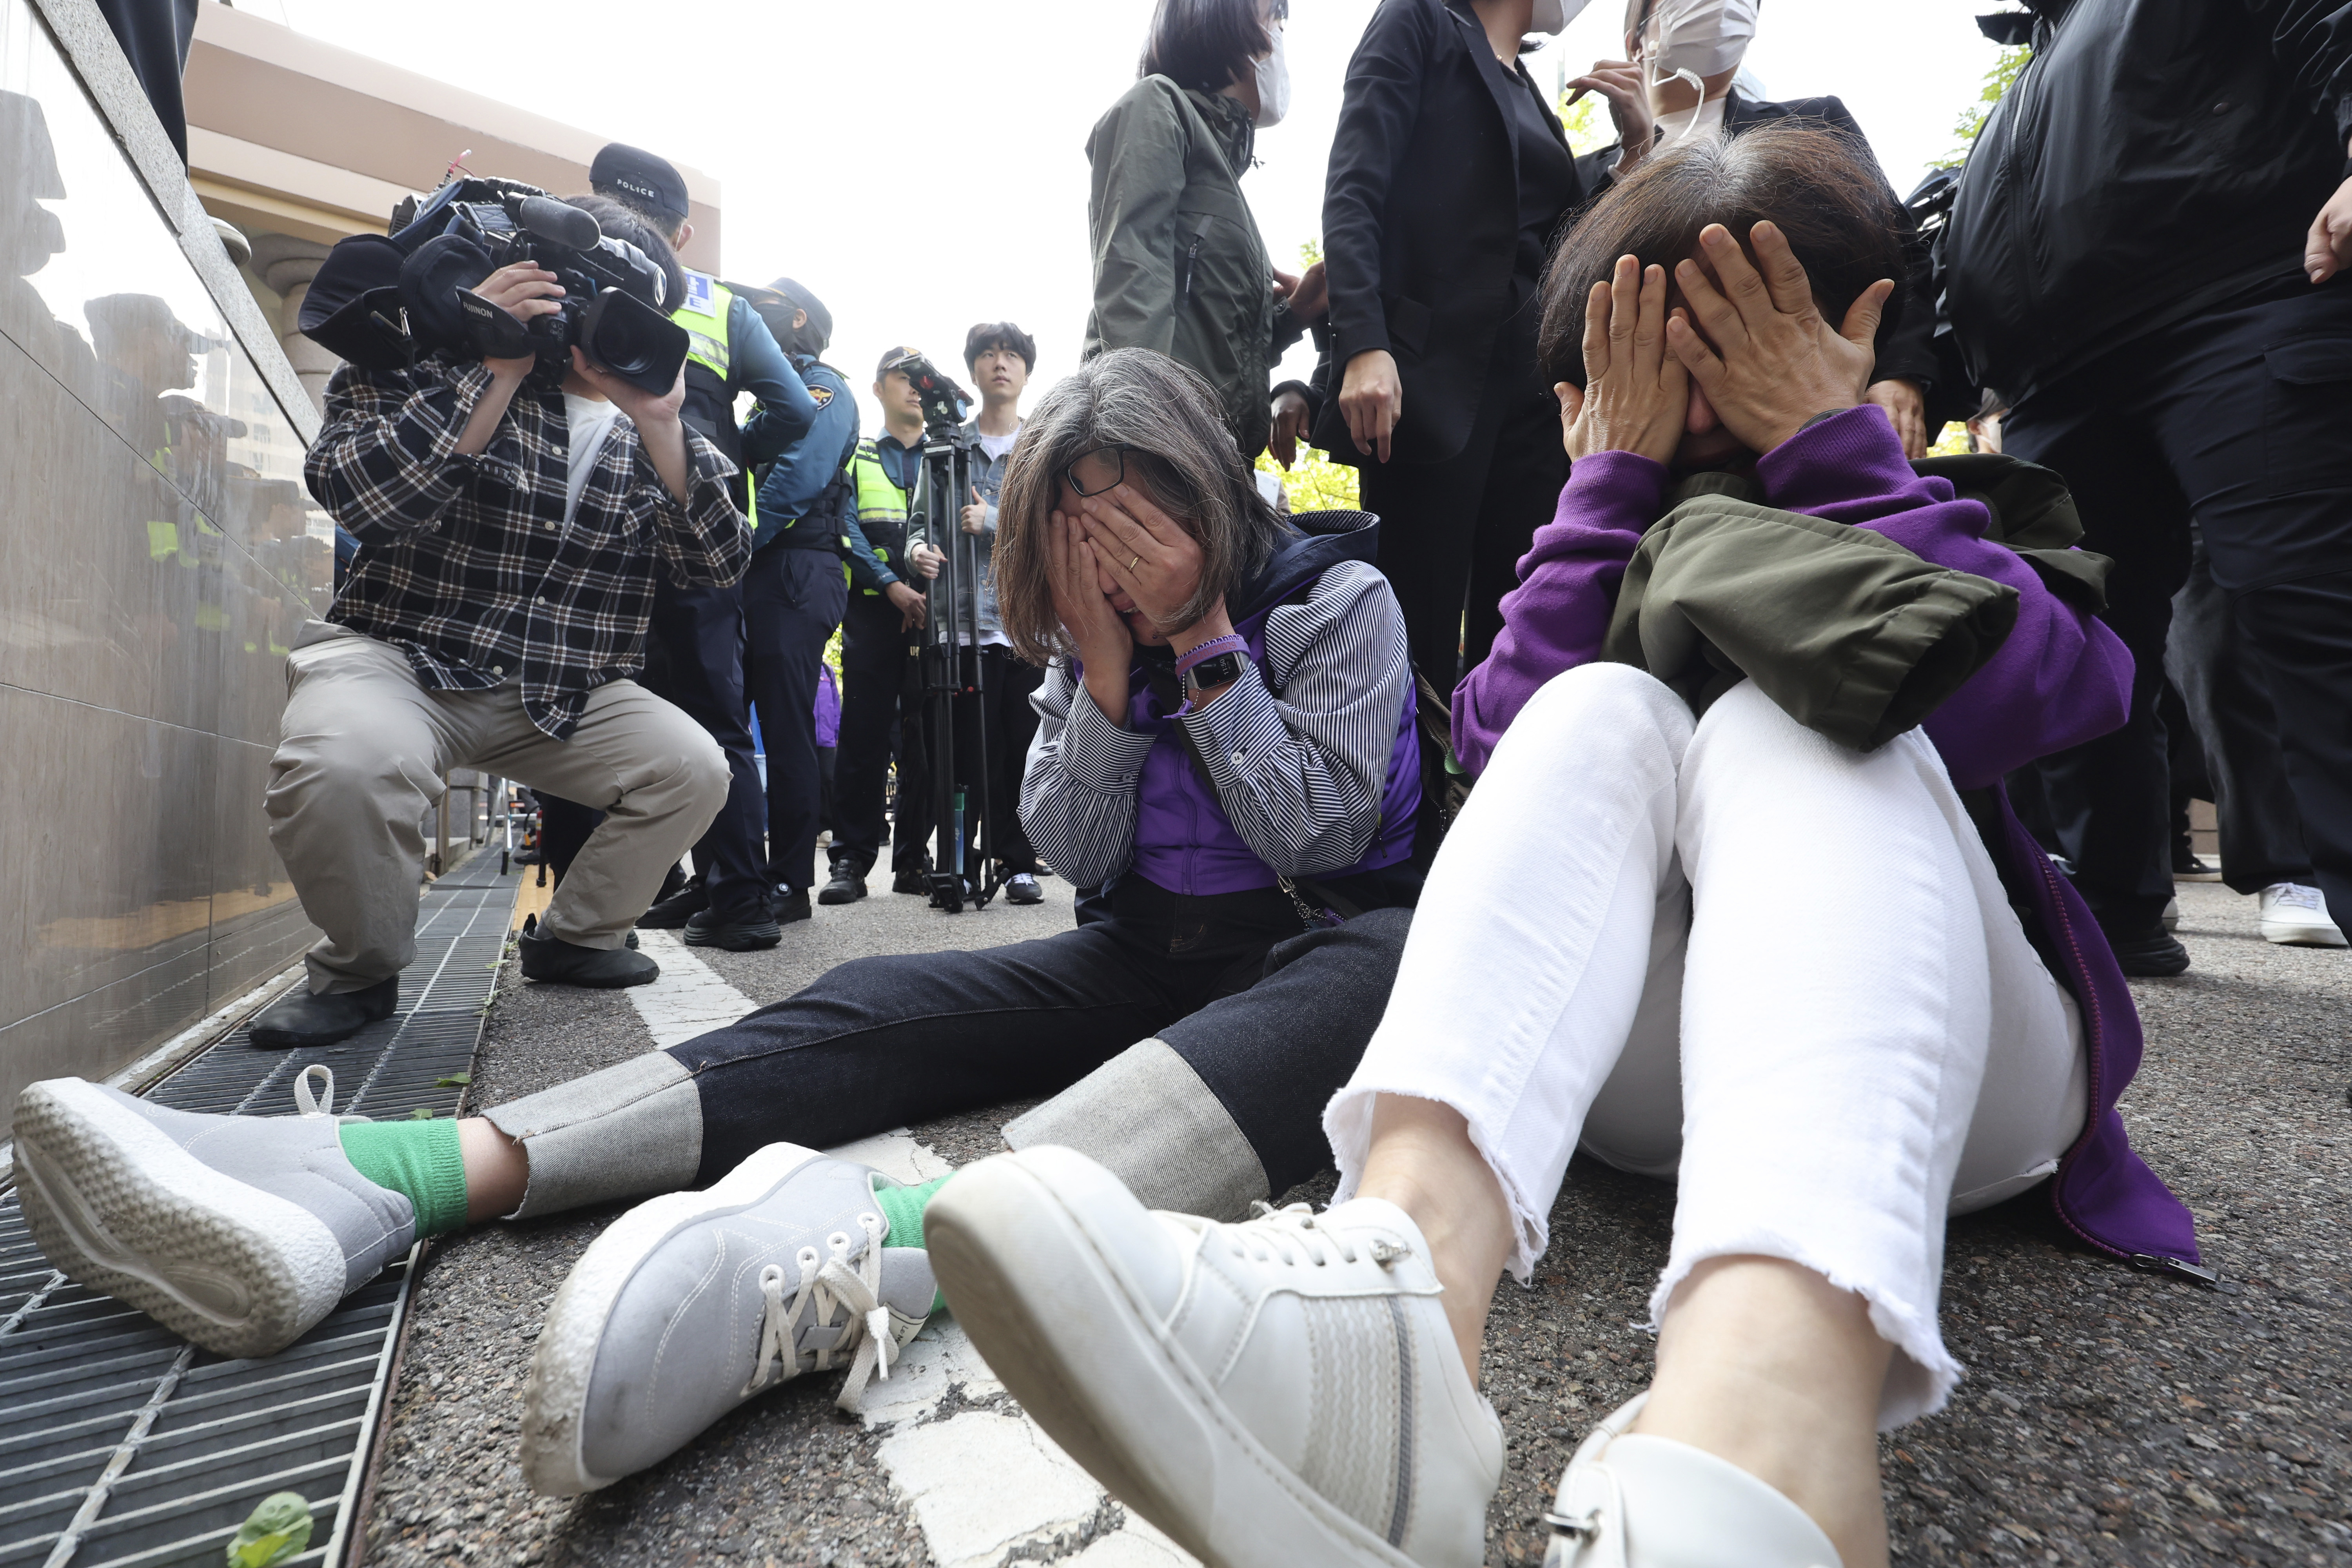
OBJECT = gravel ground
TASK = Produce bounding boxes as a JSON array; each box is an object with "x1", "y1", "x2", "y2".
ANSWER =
[{"x1": 359, "y1": 872, "x2": 2350, "y2": 1568}]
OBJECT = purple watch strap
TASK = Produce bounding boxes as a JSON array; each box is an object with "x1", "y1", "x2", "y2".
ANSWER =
[{"x1": 1175, "y1": 633, "x2": 1249, "y2": 677}]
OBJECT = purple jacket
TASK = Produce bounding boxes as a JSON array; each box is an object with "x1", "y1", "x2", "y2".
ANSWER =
[
  {"x1": 1457, "y1": 408, "x2": 2202, "y2": 1274},
  {"x1": 815, "y1": 663, "x2": 840, "y2": 749}
]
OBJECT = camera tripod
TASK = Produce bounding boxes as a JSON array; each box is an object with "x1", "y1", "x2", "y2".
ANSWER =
[{"x1": 914, "y1": 419, "x2": 1000, "y2": 914}]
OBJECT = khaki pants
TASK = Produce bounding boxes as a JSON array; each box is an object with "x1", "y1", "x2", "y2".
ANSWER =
[{"x1": 266, "y1": 622, "x2": 729, "y2": 994}]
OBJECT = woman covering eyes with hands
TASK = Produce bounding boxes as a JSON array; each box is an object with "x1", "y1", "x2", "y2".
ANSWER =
[{"x1": 926, "y1": 126, "x2": 2199, "y2": 1568}]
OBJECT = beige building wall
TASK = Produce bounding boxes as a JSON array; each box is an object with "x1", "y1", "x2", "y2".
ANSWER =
[{"x1": 181, "y1": 2, "x2": 723, "y2": 411}]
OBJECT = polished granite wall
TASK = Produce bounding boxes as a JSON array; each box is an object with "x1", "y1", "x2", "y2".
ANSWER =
[{"x1": 2, "y1": 0, "x2": 330, "y2": 1131}]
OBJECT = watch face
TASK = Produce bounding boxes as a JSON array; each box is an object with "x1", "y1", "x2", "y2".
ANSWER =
[{"x1": 1187, "y1": 652, "x2": 1243, "y2": 691}]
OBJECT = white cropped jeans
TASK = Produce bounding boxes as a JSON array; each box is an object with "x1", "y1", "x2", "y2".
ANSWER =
[{"x1": 1327, "y1": 664, "x2": 2088, "y2": 1425}]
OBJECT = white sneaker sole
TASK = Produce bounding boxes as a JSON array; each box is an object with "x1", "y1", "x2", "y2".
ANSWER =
[
  {"x1": 928, "y1": 1150, "x2": 1416, "y2": 1568},
  {"x1": 11, "y1": 1079, "x2": 346, "y2": 1359},
  {"x1": 519, "y1": 1140, "x2": 826, "y2": 1498},
  {"x1": 2261, "y1": 919, "x2": 2348, "y2": 948}
]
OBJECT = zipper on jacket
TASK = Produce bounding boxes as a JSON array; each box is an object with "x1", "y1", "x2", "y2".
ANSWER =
[
  {"x1": 1179, "y1": 235, "x2": 1203, "y2": 306},
  {"x1": 2129, "y1": 1254, "x2": 2232, "y2": 1292}
]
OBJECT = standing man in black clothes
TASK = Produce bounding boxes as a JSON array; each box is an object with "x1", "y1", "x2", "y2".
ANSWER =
[
  {"x1": 820, "y1": 350, "x2": 939, "y2": 904},
  {"x1": 739, "y1": 278, "x2": 857, "y2": 920},
  {"x1": 537, "y1": 146, "x2": 819, "y2": 953},
  {"x1": 1943, "y1": 1, "x2": 2352, "y2": 973}
]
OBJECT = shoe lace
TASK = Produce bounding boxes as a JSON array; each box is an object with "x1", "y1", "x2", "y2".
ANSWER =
[
  {"x1": 2265, "y1": 882, "x2": 2324, "y2": 913},
  {"x1": 1212, "y1": 1201, "x2": 1411, "y2": 1270},
  {"x1": 746, "y1": 1211, "x2": 899, "y2": 1412}
]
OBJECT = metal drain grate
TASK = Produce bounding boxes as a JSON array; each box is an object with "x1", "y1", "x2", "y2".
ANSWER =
[{"x1": 0, "y1": 851, "x2": 516, "y2": 1567}]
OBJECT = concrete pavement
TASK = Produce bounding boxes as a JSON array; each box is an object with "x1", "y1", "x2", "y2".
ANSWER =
[{"x1": 356, "y1": 871, "x2": 2350, "y2": 1568}]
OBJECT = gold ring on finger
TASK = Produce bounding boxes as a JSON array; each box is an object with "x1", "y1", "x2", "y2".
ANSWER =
[{"x1": 1130, "y1": 554, "x2": 1141, "y2": 572}]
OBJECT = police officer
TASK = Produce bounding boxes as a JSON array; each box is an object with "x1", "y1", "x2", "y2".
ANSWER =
[
  {"x1": 737, "y1": 278, "x2": 856, "y2": 920},
  {"x1": 818, "y1": 348, "x2": 938, "y2": 904},
  {"x1": 530, "y1": 144, "x2": 818, "y2": 951}
]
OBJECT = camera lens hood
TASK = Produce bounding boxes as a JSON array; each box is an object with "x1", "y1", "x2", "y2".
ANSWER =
[
  {"x1": 398, "y1": 233, "x2": 498, "y2": 356},
  {"x1": 579, "y1": 288, "x2": 690, "y2": 394}
]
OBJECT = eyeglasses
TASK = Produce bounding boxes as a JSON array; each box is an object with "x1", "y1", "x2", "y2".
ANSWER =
[{"x1": 1063, "y1": 445, "x2": 1134, "y2": 498}]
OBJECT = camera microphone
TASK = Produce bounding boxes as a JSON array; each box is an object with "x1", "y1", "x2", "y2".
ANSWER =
[{"x1": 516, "y1": 194, "x2": 603, "y2": 251}]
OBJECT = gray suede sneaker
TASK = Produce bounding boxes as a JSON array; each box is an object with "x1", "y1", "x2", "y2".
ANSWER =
[
  {"x1": 10, "y1": 1072, "x2": 417, "y2": 1359},
  {"x1": 521, "y1": 1143, "x2": 936, "y2": 1497}
]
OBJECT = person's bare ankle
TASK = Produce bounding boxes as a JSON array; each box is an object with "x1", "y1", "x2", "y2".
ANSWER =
[
  {"x1": 1635, "y1": 1256, "x2": 1893, "y2": 1568},
  {"x1": 1354, "y1": 1094, "x2": 1514, "y2": 1385}
]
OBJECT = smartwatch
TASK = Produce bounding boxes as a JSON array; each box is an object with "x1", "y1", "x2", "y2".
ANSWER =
[{"x1": 1183, "y1": 651, "x2": 1244, "y2": 701}]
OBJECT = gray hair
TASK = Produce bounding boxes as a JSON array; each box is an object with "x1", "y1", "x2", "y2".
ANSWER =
[{"x1": 995, "y1": 347, "x2": 1283, "y2": 662}]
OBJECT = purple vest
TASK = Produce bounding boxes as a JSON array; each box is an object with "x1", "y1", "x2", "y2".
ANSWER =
[{"x1": 1123, "y1": 588, "x2": 1421, "y2": 897}]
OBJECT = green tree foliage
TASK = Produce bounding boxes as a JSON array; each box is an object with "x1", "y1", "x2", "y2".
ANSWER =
[
  {"x1": 1557, "y1": 88, "x2": 1615, "y2": 156},
  {"x1": 1258, "y1": 445, "x2": 1362, "y2": 513},
  {"x1": 1941, "y1": 44, "x2": 2029, "y2": 169}
]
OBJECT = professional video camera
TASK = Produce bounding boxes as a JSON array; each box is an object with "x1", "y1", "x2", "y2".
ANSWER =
[
  {"x1": 298, "y1": 175, "x2": 690, "y2": 394},
  {"x1": 881, "y1": 350, "x2": 972, "y2": 435}
]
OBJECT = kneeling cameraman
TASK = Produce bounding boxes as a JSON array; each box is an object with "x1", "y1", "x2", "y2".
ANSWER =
[{"x1": 257, "y1": 193, "x2": 745, "y2": 1048}]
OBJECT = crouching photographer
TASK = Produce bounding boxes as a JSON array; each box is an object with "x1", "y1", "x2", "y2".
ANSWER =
[{"x1": 254, "y1": 183, "x2": 748, "y2": 1049}]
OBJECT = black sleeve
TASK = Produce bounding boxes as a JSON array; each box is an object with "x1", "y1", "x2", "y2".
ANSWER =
[
  {"x1": 2255, "y1": 0, "x2": 2352, "y2": 143},
  {"x1": 1322, "y1": 0, "x2": 1441, "y2": 369}
]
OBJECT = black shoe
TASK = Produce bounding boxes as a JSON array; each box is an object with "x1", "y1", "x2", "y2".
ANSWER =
[
  {"x1": 635, "y1": 882, "x2": 709, "y2": 929},
  {"x1": 2103, "y1": 922, "x2": 2190, "y2": 977},
  {"x1": 774, "y1": 887, "x2": 813, "y2": 925},
  {"x1": 249, "y1": 975, "x2": 399, "y2": 1049},
  {"x1": 892, "y1": 867, "x2": 931, "y2": 895},
  {"x1": 519, "y1": 929, "x2": 661, "y2": 987},
  {"x1": 2173, "y1": 851, "x2": 2221, "y2": 881},
  {"x1": 682, "y1": 903, "x2": 783, "y2": 951},
  {"x1": 818, "y1": 864, "x2": 868, "y2": 905},
  {"x1": 1005, "y1": 872, "x2": 1044, "y2": 905}
]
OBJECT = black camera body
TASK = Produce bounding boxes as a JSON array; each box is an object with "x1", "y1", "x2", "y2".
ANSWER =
[
  {"x1": 300, "y1": 176, "x2": 690, "y2": 394},
  {"x1": 883, "y1": 351, "x2": 972, "y2": 436}
]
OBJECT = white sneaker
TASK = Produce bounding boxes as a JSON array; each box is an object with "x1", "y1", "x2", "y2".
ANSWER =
[
  {"x1": 928, "y1": 1146, "x2": 1503, "y2": 1568},
  {"x1": 1543, "y1": 1395, "x2": 1842, "y2": 1568},
  {"x1": 2257, "y1": 882, "x2": 2347, "y2": 947},
  {"x1": 2161, "y1": 895, "x2": 2181, "y2": 932}
]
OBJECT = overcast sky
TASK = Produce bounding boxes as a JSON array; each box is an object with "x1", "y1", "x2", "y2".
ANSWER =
[{"x1": 263, "y1": 0, "x2": 2014, "y2": 430}]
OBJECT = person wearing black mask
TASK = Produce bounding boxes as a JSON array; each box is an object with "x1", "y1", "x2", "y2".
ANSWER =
[
  {"x1": 1307, "y1": 0, "x2": 1640, "y2": 685},
  {"x1": 1942, "y1": 2, "x2": 2352, "y2": 973}
]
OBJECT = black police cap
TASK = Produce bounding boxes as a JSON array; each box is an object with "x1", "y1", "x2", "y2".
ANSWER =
[{"x1": 589, "y1": 143, "x2": 690, "y2": 227}]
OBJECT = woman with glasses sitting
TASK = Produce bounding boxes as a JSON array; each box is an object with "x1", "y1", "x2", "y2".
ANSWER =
[{"x1": 11, "y1": 347, "x2": 1426, "y2": 1500}]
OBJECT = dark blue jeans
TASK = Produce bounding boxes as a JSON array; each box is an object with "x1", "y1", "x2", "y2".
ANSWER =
[
  {"x1": 664, "y1": 879, "x2": 1415, "y2": 1195},
  {"x1": 743, "y1": 546, "x2": 846, "y2": 893}
]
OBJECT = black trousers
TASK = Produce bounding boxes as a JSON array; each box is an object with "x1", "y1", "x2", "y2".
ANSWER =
[
  {"x1": 929, "y1": 646, "x2": 1045, "y2": 877},
  {"x1": 742, "y1": 546, "x2": 846, "y2": 894},
  {"x1": 1359, "y1": 318, "x2": 1566, "y2": 686},
  {"x1": 833, "y1": 593, "x2": 931, "y2": 876},
  {"x1": 2001, "y1": 277, "x2": 2352, "y2": 933},
  {"x1": 538, "y1": 579, "x2": 768, "y2": 916},
  {"x1": 665, "y1": 879, "x2": 1414, "y2": 1194},
  {"x1": 2165, "y1": 522, "x2": 2315, "y2": 895}
]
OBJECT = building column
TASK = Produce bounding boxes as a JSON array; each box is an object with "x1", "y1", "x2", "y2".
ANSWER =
[{"x1": 250, "y1": 232, "x2": 338, "y2": 413}]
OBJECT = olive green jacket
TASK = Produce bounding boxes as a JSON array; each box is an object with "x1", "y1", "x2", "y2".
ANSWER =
[
  {"x1": 1603, "y1": 455, "x2": 2109, "y2": 752},
  {"x1": 1083, "y1": 76, "x2": 1306, "y2": 459}
]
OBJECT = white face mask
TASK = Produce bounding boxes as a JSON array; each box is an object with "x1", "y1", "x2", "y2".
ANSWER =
[
  {"x1": 1529, "y1": 0, "x2": 1595, "y2": 34},
  {"x1": 1252, "y1": 24, "x2": 1290, "y2": 128},
  {"x1": 1638, "y1": 0, "x2": 1759, "y2": 99}
]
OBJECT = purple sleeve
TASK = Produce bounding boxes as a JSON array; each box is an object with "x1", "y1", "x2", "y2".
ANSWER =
[
  {"x1": 1753, "y1": 408, "x2": 2133, "y2": 788},
  {"x1": 815, "y1": 664, "x2": 841, "y2": 747},
  {"x1": 1451, "y1": 451, "x2": 1667, "y2": 774}
]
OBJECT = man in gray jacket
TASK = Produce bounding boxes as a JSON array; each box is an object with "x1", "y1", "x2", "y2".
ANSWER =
[{"x1": 907, "y1": 322, "x2": 1045, "y2": 902}]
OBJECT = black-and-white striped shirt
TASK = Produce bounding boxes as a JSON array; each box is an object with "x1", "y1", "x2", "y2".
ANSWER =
[{"x1": 1019, "y1": 559, "x2": 1412, "y2": 889}]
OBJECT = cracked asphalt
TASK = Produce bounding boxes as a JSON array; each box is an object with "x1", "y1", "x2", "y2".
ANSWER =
[{"x1": 358, "y1": 868, "x2": 2349, "y2": 1568}]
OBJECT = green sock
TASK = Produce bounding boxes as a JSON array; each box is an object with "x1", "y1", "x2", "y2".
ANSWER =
[
  {"x1": 874, "y1": 1172, "x2": 954, "y2": 1249},
  {"x1": 873, "y1": 1173, "x2": 955, "y2": 1315},
  {"x1": 338, "y1": 1119, "x2": 470, "y2": 1238}
]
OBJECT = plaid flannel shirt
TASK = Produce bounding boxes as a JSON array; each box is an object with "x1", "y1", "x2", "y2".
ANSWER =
[{"x1": 305, "y1": 357, "x2": 749, "y2": 740}]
